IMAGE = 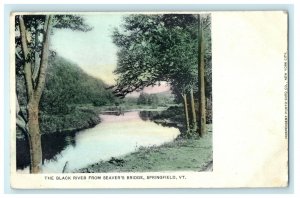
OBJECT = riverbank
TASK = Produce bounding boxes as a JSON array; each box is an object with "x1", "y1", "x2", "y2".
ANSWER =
[
  {"x1": 16, "y1": 106, "x2": 102, "y2": 140},
  {"x1": 77, "y1": 127, "x2": 212, "y2": 173},
  {"x1": 39, "y1": 107, "x2": 101, "y2": 134},
  {"x1": 16, "y1": 106, "x2": 102, "y2": 169}
]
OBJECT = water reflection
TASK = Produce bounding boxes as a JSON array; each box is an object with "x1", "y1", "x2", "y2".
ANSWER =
[
  {"x1": 16, "y1": 138, "x2": 30, "y2": 169},
  {"x1": 139, "y1": 111, "x2": 160, "y2": 121},
  {"x1": 16, "y1": 111, "x2": 180, "y2": 173},
  {"x1": 16, "y1": 131, "x2": 77, "y2": 170},
  {"x1": 42, "y1": 132, "x2": 77, "y2": 161},
  {"x1": 101, "y1": 111, "x2": 124, "y2": 116},
  {"x1": 139, "y1": 110, "x2": 184, "y2": 132}
]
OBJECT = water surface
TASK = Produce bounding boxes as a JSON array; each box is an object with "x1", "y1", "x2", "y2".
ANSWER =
[{"x1": 20, "y1": 111, "x2": 180, "y2": 173}]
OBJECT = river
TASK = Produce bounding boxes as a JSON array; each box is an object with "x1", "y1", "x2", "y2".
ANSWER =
[{"x1": 17, "y1": 111, "x2": 180, "y2": 173}]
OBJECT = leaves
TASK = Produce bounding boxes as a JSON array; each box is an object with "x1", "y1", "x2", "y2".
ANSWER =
[
  {"x1": 40, "y1": 56, "x2": 115, "y2": 115},
  {"x1": 15, "y1": 14, "x2": 93, "y2": 89},
  {"x1": 112, "y1": 14, "x2": 203, "y2": 98},
  {"x1": 53, "y1": 15, "x2": 93, "y2": 32}
]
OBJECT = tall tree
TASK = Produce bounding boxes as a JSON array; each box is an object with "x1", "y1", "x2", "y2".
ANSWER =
[
  {"x1": 197, "y1": 14, "x2": 211, "y2": 136},
  {"x1": 112, "y1": 14, "x2": 200, "y2": 131},
  {"x1": 190, "y1": 88, "x2": 197, "y2": 130},
  {"x1": 137, "y1": 92, "x2": 149, "y2": 105},
  {"x1": 16, "y1": 14, "x2": 91, "y2": 173},
  {"x1": 18, "y1": 15, "x2": 52, "y2": 173}
]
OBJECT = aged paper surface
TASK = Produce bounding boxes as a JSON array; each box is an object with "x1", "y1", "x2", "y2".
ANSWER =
[{"x1": 10, "y1": 11, "x2": 288, "y2": 188}]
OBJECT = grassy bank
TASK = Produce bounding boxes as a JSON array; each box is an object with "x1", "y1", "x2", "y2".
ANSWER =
[
  {"x1": 39, "y1": 107, "x2": 101, "y2": 134},
  {"x1": 77, "y1": 129, "x2": 212, "y2": 173},
  {"x1": 97, "y1": 103, "x2": 178, "y2": 112},
  {"x1": 16, "y1": 105, "x2": 102, "y2": 139}
]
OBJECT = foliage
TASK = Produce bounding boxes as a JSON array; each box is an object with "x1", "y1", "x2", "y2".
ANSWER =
[
  {"x1": 153, "y1": 106, "x2": 185, "y2": 124},
  {"x1": 15, "y1": 14, "x2": 95, "y2": 130},
  {"x1": 112, "y1": 14, "x2": 212, "y2": 133},
  {"x1": 112, "y1": 14, "x2": 211, "y2": 99},
  {"x1": 15, "y1": 14, "x2": 95, "y2": 173},
  {"x1": 15, "y1": 15, "x2": 92, "y2": 74},
  {"x1": 39, "y1": 56, "x2": 115, "y2": 115},
  {"x1": 39, "y1": 107, "x2": 100, "y2": 134},
  {"x1": 16, "y1": 55, "x2": 116, "y2": 133},
  {"x1": 136, "y1": 92, "x2": 157, "y2": 104},
  {"x1": 112, "y1": 14, "x2": 200, "y2": 97}
]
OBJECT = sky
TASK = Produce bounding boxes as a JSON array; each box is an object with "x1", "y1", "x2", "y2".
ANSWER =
[
  {"x1": 51, "y1": 13, "x2": 124, "y2": 85},
  {"x1": 50, "y1": 13, "x2": 170, "y2": 94}
]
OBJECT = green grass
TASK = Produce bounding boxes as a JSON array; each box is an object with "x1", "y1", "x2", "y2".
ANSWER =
[
  {"x1": 97, "y1": 104, "x2": 173, "y2": 112},
  {"x1": 39, "y1": 106, "x2": 101, "y2": 134},
  {"x1": 77, "y1": 129, "x2": 212, "y2": 173}
]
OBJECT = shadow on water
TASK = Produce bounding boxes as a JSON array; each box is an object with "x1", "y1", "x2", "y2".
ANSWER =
[
  {"x1": 139, "y1": 111, "x2": 160, "y2": 121},
  {"x1": 16, "y1": 111, "x2": 124, "y2": 170},
  {"x1": 139, "y1": 110, "x2": 185, "y2": 134},
  {"x1": 101, "y1": 111, "x2": 124, "y2": 116},
  {"x1": 16, "y1": 131, "x2": 77, "y2": 170},
  {"x1": 16, "y1": 109, "x2": 183, "y2": 170},
  {"x1": 16, "y1": 111, "x2": 133, "y2": 170},
  {"x1": 101, "y1": 106, "x2": 125, "y2": 116}
]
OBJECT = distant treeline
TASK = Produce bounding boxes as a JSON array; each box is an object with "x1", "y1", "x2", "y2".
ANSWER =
[{"x1": 16, "y1": 55, "x2": 116, "y2": 135}]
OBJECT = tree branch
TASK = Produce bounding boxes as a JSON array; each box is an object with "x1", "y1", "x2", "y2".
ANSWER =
[
  {"x1": 32, "y1": 20, "x2": 40, "y2": 86},
  {"x1": 15, "y1": 50, "x2": 23, "y2": 60},
  {"x1": 16, "y1": 92, "x2": 29, "y2": 134},
  {"x1": 19, "y1": 15, "x2": 34, "y2": 98},
  {"x1": 16, "y1": 114, "x2": 28, "y2": 134},
  {"x1": 35, "y1": 15, "x2": 53, "y2": 101}
]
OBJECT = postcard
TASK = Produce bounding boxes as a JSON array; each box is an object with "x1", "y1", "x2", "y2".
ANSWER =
[{"x1": 10, "y1": 11, "x2": 288, "y2": 188}]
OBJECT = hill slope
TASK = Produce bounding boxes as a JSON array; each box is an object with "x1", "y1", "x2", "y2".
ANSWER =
[{"x1": 16, "y1": 55, "x2": 116, "y2": 135}]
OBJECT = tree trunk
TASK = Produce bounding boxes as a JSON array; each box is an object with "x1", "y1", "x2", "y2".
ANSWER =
[
  {"x1": 18, "y1": 15, "x2": 52, "y2": 173},
  {"x1": 190, "y1": 88, "x2": 197, "y2": 131},
  {"x1": 198, "y1": 14, "x2": 206, "y2": 137},
  {"x1": 32, "y1": 21, "x2": 40, "y2": 85},
  {"x1": 182, "y1": 93, "x2": 190, "y2": 131},
  {"x1": 35, "y1": 15, "x2": 52, "y2": 101},
  {"x1": 27, "y1": 100, "x2": 42, "y2": 173}
]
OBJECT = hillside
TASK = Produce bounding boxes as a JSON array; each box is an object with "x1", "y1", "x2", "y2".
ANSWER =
[{"x1": 16, "y1": 55, "x2": 116, "y2": 136}]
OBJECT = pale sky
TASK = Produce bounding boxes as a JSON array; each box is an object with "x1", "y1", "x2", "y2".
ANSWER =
[
  {"x1": 50, "y1": 14, "x2": 170, "y2": 94},
  {"x1": 51, "y1": 14, "x2": 124, "y2": 85}
]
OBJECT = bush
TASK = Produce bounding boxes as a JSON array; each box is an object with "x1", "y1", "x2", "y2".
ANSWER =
[{"x1": 39, "y1": 108, "x2": 100, "y2": 134}]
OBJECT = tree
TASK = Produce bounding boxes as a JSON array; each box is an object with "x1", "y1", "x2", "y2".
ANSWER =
[
  {"x1": 190, "y1": 88, "x2": 197, "y2": 130},
  {"x1": 111, "y1": 15, "x2": 166, "y2": 97},
  {"x1": 165, "y1": 22, "x2": 198, "y2": 132},
  {"x1": 112, "y1": 14, "x2": 200, "y2": 131},
  {"x1": 137, "y1": 92, "x2": 149, "y2": 105},
  {"x1": 197, "y1": 14, "x2": 211, "y2": 136},
  {"x1": 15, "y1": 14, "x2": 91, "y2": 173},
  {"x1": 148, "y1": 94, "x2": 159, "y2": 108}
]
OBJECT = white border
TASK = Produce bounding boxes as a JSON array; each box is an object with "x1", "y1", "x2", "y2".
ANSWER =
[{"x1": 1, "y1": 1, "x2": 299, "y2": 197}]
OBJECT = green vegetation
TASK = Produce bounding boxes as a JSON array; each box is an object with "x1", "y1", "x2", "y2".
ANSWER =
[
  {"x1": 111, "y1": 14, "x2": 212, "y2": 135},
  {"x1": 15, "y1": 14, "x2": 212, "y2": 173},
  {"x1": 97, "y1": 90, "x2": 176, "y2": 112},
  {"x1": 150, "y1": 106, "x2": 185, "y2": 126},
  {"x1": 40, "y1": 56, "x2": 116, "y2": 114},
  {"x1": 39, "y1": 108, "x2": 100, "y2": 134},
  {"x1": 15, "y1": 14, "x2": 93, "y2": 172},
  {"x1": 140, "y1": 105, "x2": 212, "y2": 137},
  {"x1": 137, "y1": 91, "x2": 175, "y2": 107},
  {"x1": 16, "y1": 55, "x2": 116, "y2": 136},
  {"x1": 77, "y1": 128, "x2": 212, "y2": 173},
  {"x1": 137, "y1": 92, "x2": 158, "y2": 107}
]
